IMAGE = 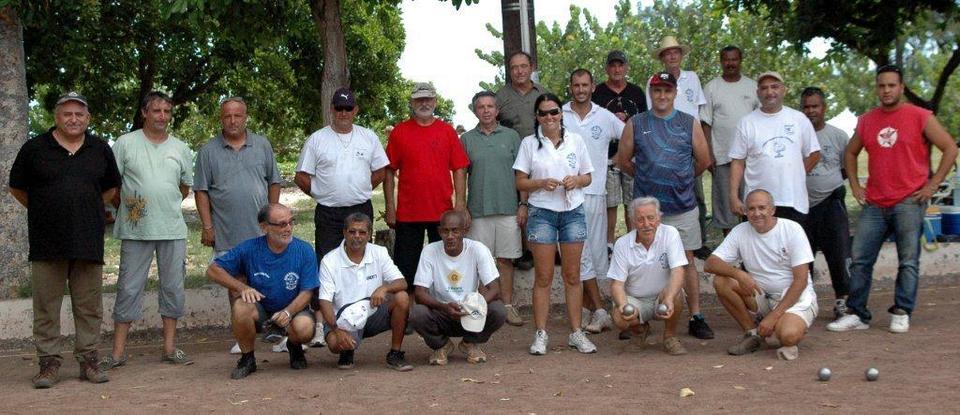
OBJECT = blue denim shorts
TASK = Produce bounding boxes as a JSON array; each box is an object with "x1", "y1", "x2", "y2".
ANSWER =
[{"x1": 526, "y1": 204, "x2": 587, "y2": 244}]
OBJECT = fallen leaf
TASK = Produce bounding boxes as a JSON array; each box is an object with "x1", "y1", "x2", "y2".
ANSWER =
[
  {"x1": 228, "y1": 399, "x2": 249, "y2": 406},
  {"x1": 461, "y1": 377, "x2": 485, "y2": 384},
  {"x1": 820, "y1": 403, "x2": 840, "y2": 408},
  {"x1": 198, "y1": 337, "x2": 208, "y2": 342},
  {"x1": 499, "y1": 398, "x2": 511, "y2": 401},
  {"x1": 553, "y1": 391, "x2": 563, "y2": 397},
  {"x1": 528, "y1": 368, "x2": 535, "y2": 374},
  {"x1": 713, "y1": 364, "x2": 724, "y2": 369},
  {"x1": 100, "y1": 395, "x2": 110, "y2": 400},
  {"x1": 603, "y1": 374, "x2": 611, "y2": 378},
  {"x1": 680, "y1": 388, "x2": 695, "y2": 398},
  {"x1": 733, "y1": 385, "x2": 746, "y2": 390},
  {"x1": 765, "y1": 366, "x2": 773, "y2": 371}
]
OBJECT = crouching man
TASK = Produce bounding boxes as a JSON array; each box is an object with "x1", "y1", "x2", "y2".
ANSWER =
[
  {"x1": 705, "y1": 189, "x2": 818, "y2": 360},
  {"x1": 318, "y1": 213, "x2": 414, "y2": 371},
  {"x1": 206, "y1": 203, "x2": 318, "y2": 378},
  {"x1": 608, "y1": 197, "x2": 688, "y2": 355},
  {"x1": 410, "y1": 210, "x2": 507, "y2": 365}
]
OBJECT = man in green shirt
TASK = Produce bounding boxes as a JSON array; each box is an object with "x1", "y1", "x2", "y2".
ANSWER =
[
  {"x1": 460, "y1": 91, "x2": 525, "y2": 326},
  {"x1": 102, "y1": 92, "x2": 195, "y2": 369}
]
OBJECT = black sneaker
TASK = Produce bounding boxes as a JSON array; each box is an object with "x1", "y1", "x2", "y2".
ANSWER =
[
  {"x1": 514, "y1": 251, "x2": 534, "y2": 271},
  {"x1": 288, "y1": 341, "x2": 307, "y2": 370},
  {"x1": 261, "y1": 321, "x2": 286, "y2": 344},
  {"x1": 385, "y1": 350, "x2": 413, "y2": 372},
  {"x1": 618, "y1": 330, "x2": 632, "y2": 340},
  {"x1": 337, "y1": 350, "x2": 355, "y2": 370},
  {"x1": 688, "y1": 315, "x2": 715, "y2": 339},
  {"x1": 230, "y1": 353, "x2": 257, "y2": 379},
  {"x1": 693, "y1": 246, "x2": 713, "y2": 260}
]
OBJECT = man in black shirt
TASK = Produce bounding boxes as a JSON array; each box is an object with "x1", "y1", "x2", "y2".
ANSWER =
[{"x1": 9, "y1": 92, "x2": 122, "y2": 388}]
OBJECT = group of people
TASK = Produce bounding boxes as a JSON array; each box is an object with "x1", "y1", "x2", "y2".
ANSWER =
[{"x1": 9, "y1": 33, "x2": 956, "y2": 387}]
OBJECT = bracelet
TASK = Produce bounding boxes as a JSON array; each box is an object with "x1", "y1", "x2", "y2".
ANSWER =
[{"x1": 282, "y1": 310, "x2": 291, "y2": 319}]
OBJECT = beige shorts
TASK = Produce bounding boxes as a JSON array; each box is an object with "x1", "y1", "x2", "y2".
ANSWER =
[
  {"x1": 624, "y1": 295, "x2": 662, "y2": 324},
  {"x1": 467, "y1": 215, "x2": 522, "y2": 259},
  {"x1": 605, "y1": 167, "x2": 634, "y2": 207},
  {"x1": 661, "y1": 207, "x2": 702, "y2": 251},
  {"x1": 751, "y1": 290, "x2": 819, "y2": 328}
]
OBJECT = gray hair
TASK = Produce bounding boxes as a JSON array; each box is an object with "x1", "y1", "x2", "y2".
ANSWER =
[
  {"x1": 745, "y1": 188, "x2": 774, "y2": 206},
  {"x1": 628, "y1": 197, "x2": 661, "y2": 220},
  {"x1": 257, "y1": 203, "x2": 291, "y2": 224},
  {"x1": 220, "y1": 96, "x2": 246, "y2": 108}
]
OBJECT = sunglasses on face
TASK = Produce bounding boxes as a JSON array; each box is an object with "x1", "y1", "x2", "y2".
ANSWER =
[
  {"x1": 334, "y1": 105, "x2": 355, "y2": 112},
  {"x1": 537, "y1": 108, "x2": 561, "y2": 117},
  {"x1": 267, "y1": 219, "x2": 296, "y2": 228}
]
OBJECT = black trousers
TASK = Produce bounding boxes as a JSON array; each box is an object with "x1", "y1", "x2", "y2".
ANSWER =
[
  {"x1": 774, "y1": 205, "x2": 807, "y2": 223},
  {"x1": 803, "y1": 187, "x2": 851, "y2": 298},
  {"x1": 394, "y1": 221, "x2": 441, "y2": 292},
  {"x1": 314, "y1": 200, "x2": 374, "y2": 260}
]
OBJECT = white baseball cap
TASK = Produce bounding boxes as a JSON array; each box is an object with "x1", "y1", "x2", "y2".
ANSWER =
[
  {"x1": 459, "y1": 292, "x2": 488, "y2": 333},
  {"x1": 336, "y1": 298, "x2": 377, "y2": 331}
]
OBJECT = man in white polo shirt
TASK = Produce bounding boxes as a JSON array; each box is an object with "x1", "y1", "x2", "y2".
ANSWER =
[
  {"x1": 706, "y1": 189, "x2": 818, "y2": 361},
  {"x1": 296, "y1": 87, "x2": 389, "y2": 347},
  {"x1": 318, "y1": 213, "x2": 414, "y2": 371},
  {"x1": 563, "y1": 68, "x2": 625, "y2": 334},
  {"x1": 608, "y1": 197, "x2": 688, "y2": 355},
  {"x1": 729, "y1": 72, "x2": 821, "y2": 223},
  {"x1": 409, "y1": 211, "x2": 507, "y2": 365}
]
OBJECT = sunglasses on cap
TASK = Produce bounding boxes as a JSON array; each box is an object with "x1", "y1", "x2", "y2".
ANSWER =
[
  {"x1": 334, "y1": 105, "x2": 355, "y2": 112},
  {"x1": 537, "y1": 108, "x2": 561, "y2": 117}
]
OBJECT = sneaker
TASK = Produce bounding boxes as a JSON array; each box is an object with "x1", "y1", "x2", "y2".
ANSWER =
[
  {"x1": 230, "y1": 353, "x2": 257, "y2": 379},
  {"x1": 505, "y1": 304, "x2": 523, "y2": 326},
  {"x1": 98, "y1": 354, "x2": 128, "y2": 371},
  {"x1": 688, "y1": 315, "x2": 715, "y2": 339},
  {"x1": 631, "y1": 323, "x2": 650, "y2": 347},
  {"x1": 889, "y1": 309, "x2": 910, "y2": 333},
  {"x1": 727, "y1": 333, "x2": 762, "y2": 356},
  {"x1": 262, "y1": 321, "x2": 286, "y2": 343},
  {"x1": 618, "y1": 330, "x2": 632, "y2": 340},
  {"x1": 513, "y1": 251, "x2": 534, "y2": 271},
  {"x1": 568, "y1": 329, "x2": 598, "y2": 354},
  {"x1": 33, "y1": 357, "x2": 61, "y2": 389},
  {"x1": 429, "y1": 340, "x2": 455, "y2": 366},
  {"x1": 288, "y1": 341, "x2": 307, "y2": 370},
  {"x1": 337, "y1": 350, "x2": 355, "y2": 370},
  {"x1": 693, "y1": 246, "x2": 713, "y2": 260},
  {"x1": 458, "y1": 341, "x2": 487, "y2": 364},
  {"x1": 826, "y1": 314, "x2": 870, "y2": 332},
  {"x1": 161, "y1": 349, "x2": 194, "y2": 365},
  {"x1": 76, "y1": 351, "x2": 109, "y2": 384},
  {"x1": 777, "y1": 345, "x2": 799, "y2": 361},
  {"x1": 529, "y1": 329, "x2": 549, "y2": 355},
  {"x1": 833, "y1": 298, "x2": 848, "y2": 320},
  {"x1": 386, "y1": 350, "x2": 413, "y2": 371},
  {"x1": 229, "y1": 342, "x2": 242, "y2": 354},
  {"x1": 585, "y1": 309, "x2": 613, "y2": 334},
  {"x1": 663, "y1": 336, "x2": 688, "y2": 355},
  {"x1": 309, "y1": 322, "x2": 327, "y2": 347}
]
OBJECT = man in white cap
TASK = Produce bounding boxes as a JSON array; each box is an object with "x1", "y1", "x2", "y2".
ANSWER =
[
  {"x1": 647, "y1": 35, "x2": 711, "y2": 264},
  {"x1": 318, "y1": 212, "x2": 414, "y2": 371},
  {"x1": 409, "y1": 210, "x2": 507, "y2": 365},
  {"x1": 729, "y1": 71, "x2": 821, "y2": 223},
  {"x1": 608, "y1": 197, "x2": 689, "y2": 355}
]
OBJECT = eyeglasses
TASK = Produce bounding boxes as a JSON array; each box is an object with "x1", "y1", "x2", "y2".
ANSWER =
[
  {"x1": 537, "y1": 108, "x2": 561, "y2": 117},
  {"x1": 334, "y1": 105, "x2": 355, "y2": 112},
  {"x1": 267, "y1": 219, "x2": 295, "y2": 228}
]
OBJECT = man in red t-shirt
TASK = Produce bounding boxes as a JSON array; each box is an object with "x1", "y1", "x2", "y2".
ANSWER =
[
  {"x1": 828, "y1": 65, "x2": 957, "y2": 335},
  {"x1": 384, "y1": 82, "x2": 471, "y2": 292}
]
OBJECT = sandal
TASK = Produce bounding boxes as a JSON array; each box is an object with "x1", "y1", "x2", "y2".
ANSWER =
[{"x1": 98, "y1": 354, "x2": 128, "y2": 371}]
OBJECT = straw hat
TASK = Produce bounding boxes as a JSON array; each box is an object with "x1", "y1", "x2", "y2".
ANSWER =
[{"x1": 652, "y1": 36, "x2": 691, "y2": 59}]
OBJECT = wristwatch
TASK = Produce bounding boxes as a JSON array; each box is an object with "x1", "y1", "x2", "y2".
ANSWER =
[{"x1": 518, "y1": 201, "x2": 528, "y2": 207}]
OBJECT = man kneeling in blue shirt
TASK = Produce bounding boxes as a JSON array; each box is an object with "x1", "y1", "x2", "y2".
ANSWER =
[{"x1": 207, "y1": 203, "x2": 320, "y2": 379}]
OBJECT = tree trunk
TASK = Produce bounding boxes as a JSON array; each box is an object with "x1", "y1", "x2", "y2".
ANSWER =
[
  {"x1": 500, "y1": 0, "x2": 538, "y2": 83},
  {"x1": 0, "y1": 6, "x2": 31, "y2": 299},
  {"x1": 311, "y1": 0, "x2": 349, "y2": 126}
]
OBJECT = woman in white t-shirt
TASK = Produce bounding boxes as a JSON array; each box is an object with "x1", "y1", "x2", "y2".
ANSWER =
[{"x1": 512, "y1": 92, "x2": 596, "y2": 355}]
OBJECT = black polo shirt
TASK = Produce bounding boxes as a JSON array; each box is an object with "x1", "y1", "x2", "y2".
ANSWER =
[
  {"x1": 9, "y1": 129, "x2": 122, "y2": 263},
  {"x1": 592, "y1": 81, "x2": 647, "y2": 119}
]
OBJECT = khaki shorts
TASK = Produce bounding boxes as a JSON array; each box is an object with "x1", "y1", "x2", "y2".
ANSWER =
[
  {"x1": 624, "y1": 295, "x2": 662, "y2": 324},
  {"x1": 661, "y1": 207, "x2": 702, "y2": 251},
  {"x1": 751, "y1": 290, "x2": 819, "y2": 328},
  {"x1": 605, "y1": 167, "x2": 634, "y2": 208},
  {"x1": 467, "y1": 215, "x2": 522, "y2": 259}
]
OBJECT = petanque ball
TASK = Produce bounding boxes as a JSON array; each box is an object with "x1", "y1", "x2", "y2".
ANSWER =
[
  {"x1": 817, "y1": 367, "x2": 832, "y2": 381},
  {"x1": 865, "y1": 367, "x2": 879, "y2": 381},
  {"x1": 622, "y1": 304, "x2": 637, "y2": 317}
]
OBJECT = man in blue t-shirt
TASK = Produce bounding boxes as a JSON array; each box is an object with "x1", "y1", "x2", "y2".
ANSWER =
[{"x1": 207, "y1": 203, "x2": 320, "y2": 379}]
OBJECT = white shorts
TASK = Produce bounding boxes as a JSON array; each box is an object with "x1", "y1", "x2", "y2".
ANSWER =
[
  {"x1": 467, "y1": 215, "x2": 522, "y2": 259},
  {"x1": 624, "y1": 295, "x2": 662, "y2": 324},
  {"x1": 661, "y1": 207, "x2": 702, "y2": 251},
  {"x1": 580, "y1": 195, "x2": 608, "y2": 281},
  {"x1": 751, "y1": 288, "x2": 819, "y2": 328}
]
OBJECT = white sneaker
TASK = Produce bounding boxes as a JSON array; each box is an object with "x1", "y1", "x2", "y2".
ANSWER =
[
  {"x1": 567, "y1": 329, "x2": 597, "y2": 354},
  {"x1": 272, "y1": 337, "x2": 289, "y2": 352},
  {"x1": 826, "y1": 314, "x2": 870, "y2": 332},
  {"x1": 229, "y1": 342, "x2": 241, "y2": 354},
  {"x1": 529, "y1": 330, "x2": 549, "y2": 355},
  {"x1": 776, "y1": 345, "x2": 799, "y2": 361},
  {"x1": 580, "y1": 308, "x2": 592, "y2": 329},
  {"x1": 889, "y1": 312, "x2": 910, "y2": 333},
  {"x1": 309, "y1": 322, "x2": 327, "y2": 347},
  {"x1": 585, "y1": 309, "x2": 612, "y2": 334}
]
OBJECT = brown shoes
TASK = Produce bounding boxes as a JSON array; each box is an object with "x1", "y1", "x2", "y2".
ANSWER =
[
  {"x1": 76, "y1": 351, "x2": 109, "y2": 384},
  {"x1": 33, "y1": 357, "x2": 61, "y2": 389}
]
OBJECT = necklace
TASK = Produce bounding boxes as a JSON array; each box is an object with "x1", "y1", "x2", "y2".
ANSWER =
[{"x1": 335, "y1": 129, "x2": 354, "y2": 149}]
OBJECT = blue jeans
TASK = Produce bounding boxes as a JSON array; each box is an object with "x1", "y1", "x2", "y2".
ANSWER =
[
  {"x1": 846, "y1": 199, "x2": 925, "y2": 323},
  {"x1": 526, "y1": 204, "x2": 587, "y2": 244}
]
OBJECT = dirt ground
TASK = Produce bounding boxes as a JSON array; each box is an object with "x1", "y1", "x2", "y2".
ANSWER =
[{"x1": 1, "y1": 284, "x2": 958, "y2": 414}]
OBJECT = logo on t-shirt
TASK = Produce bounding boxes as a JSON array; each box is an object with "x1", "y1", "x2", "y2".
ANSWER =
[
  {"x1": 784, "y1": 124, "x2": 795, "y2": 136},
  {"x1": 446, "y1": 270, "x2": 464, "y2": 294},
  {"x1": 761, "y1": 136, "x2": 794, "y2": 159},
  {"x1": 566, "y1": 153, "x2": 577, "y2": 169},
  {"x1": 590, "y1": 125, "x2": 603, "y2": 140},
  {"x1": 684, "y1": 88, "x2": 694, "y2": 103},
  {"x1": 658, "y1": 253, "x2": 669, "y2": 269},
  {"x1": 877, "y1": 127, "x2": 898, "y2": 148},
  {"x1": 283, "y1": 272, "x2": 299, "y2": 290}
]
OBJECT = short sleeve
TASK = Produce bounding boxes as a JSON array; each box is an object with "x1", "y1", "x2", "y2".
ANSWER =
[
  {"x1": 712, "y1": 226, "x2": 743, "y2": 264},
  {"x1": 385, "y1": 128, "x2": 402, "y2": 170},
  {"x1": 179, "y1": 145, "x2": 194, "y2": 186},
  {"x1": 606, "y1": 239, "x2": 630, "y2": 282},
  {"x1": 298, "y1": 244, "x2": 320, "y2": 291},
  {"x1": 786, "y1": 222, "x2": 815, "y2": 267},
  {"x1": 214, "y1": 243, "x2": 246, "y2": 277},
  {"x1": 447, "y1": 128, "x2": 471, "y2": 171},
  {"x1": 692, "y1": 73, "x2": 707, "y2": 106},
  {"x1": 9, "y1": 142, "x2": 33, "y2": 190},
  {"x1": 665, "y1": 228, "x2": 689, "y2": 269},
  {"x1": 577, "y1": 137, "x2": 594, "y2": 175},
  {"x1": 800, "y1": 116, "x2": 821, "y2": 157},
  {"x1": 512, "y1": 139, "x2": 533, "y2": 174},
  {"x1": 728, "y1": 119, "x2": 749, "y2": 160},
  {"x1": 262, "y1": 141, "x2": 283, "y2": 185},
  {"x1": 370, "y1": 133, "x2": 389, "y2": 171},
  {"x1": 608, "y1": 111, "x2": 625, "y2": 138},
  {"x1": 100, "y1": 145, "x2": 122, "y2": 190},
  {"x1": 699, "y1": 83, "x2": 714, "y2": 126},
  {"x1": 296, "y1": 134, "x2": 318, "y2": 175},
  {"x1": 192, "y1": 146, "x2": 212, "y2": 192},
  {"x1": 413, "y1": 248, "x2": 436, "y2": 288},
  {"x1": 475, "y1": 243, "x2": 499, "y2": 286},
  {"x1": 377, "y1": 247, "x2": 404, "y2": 282},
  {"x1": 112, "y1": 138, "x2": 126, "y2": 177},
  {"x1": 318, "y1": 260, "x2": 337, "y2": 302}
]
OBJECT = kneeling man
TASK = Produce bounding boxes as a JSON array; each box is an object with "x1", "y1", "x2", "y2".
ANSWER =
[
  {"x1": 410, "y1": 211, "x2": 507, "y2": 365},
  {"x1": 318, "y1": 213, "x2": 413, "y2": 371},
  {"x1": 206, "y1": 203, "x2": 319, "y2": 379},
  {"x1": 705, "y1": 189, "x2": 818, "y2": 360},
  {"x1": 608, "y1": 197, "x2": 688, "y2": 355}
]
